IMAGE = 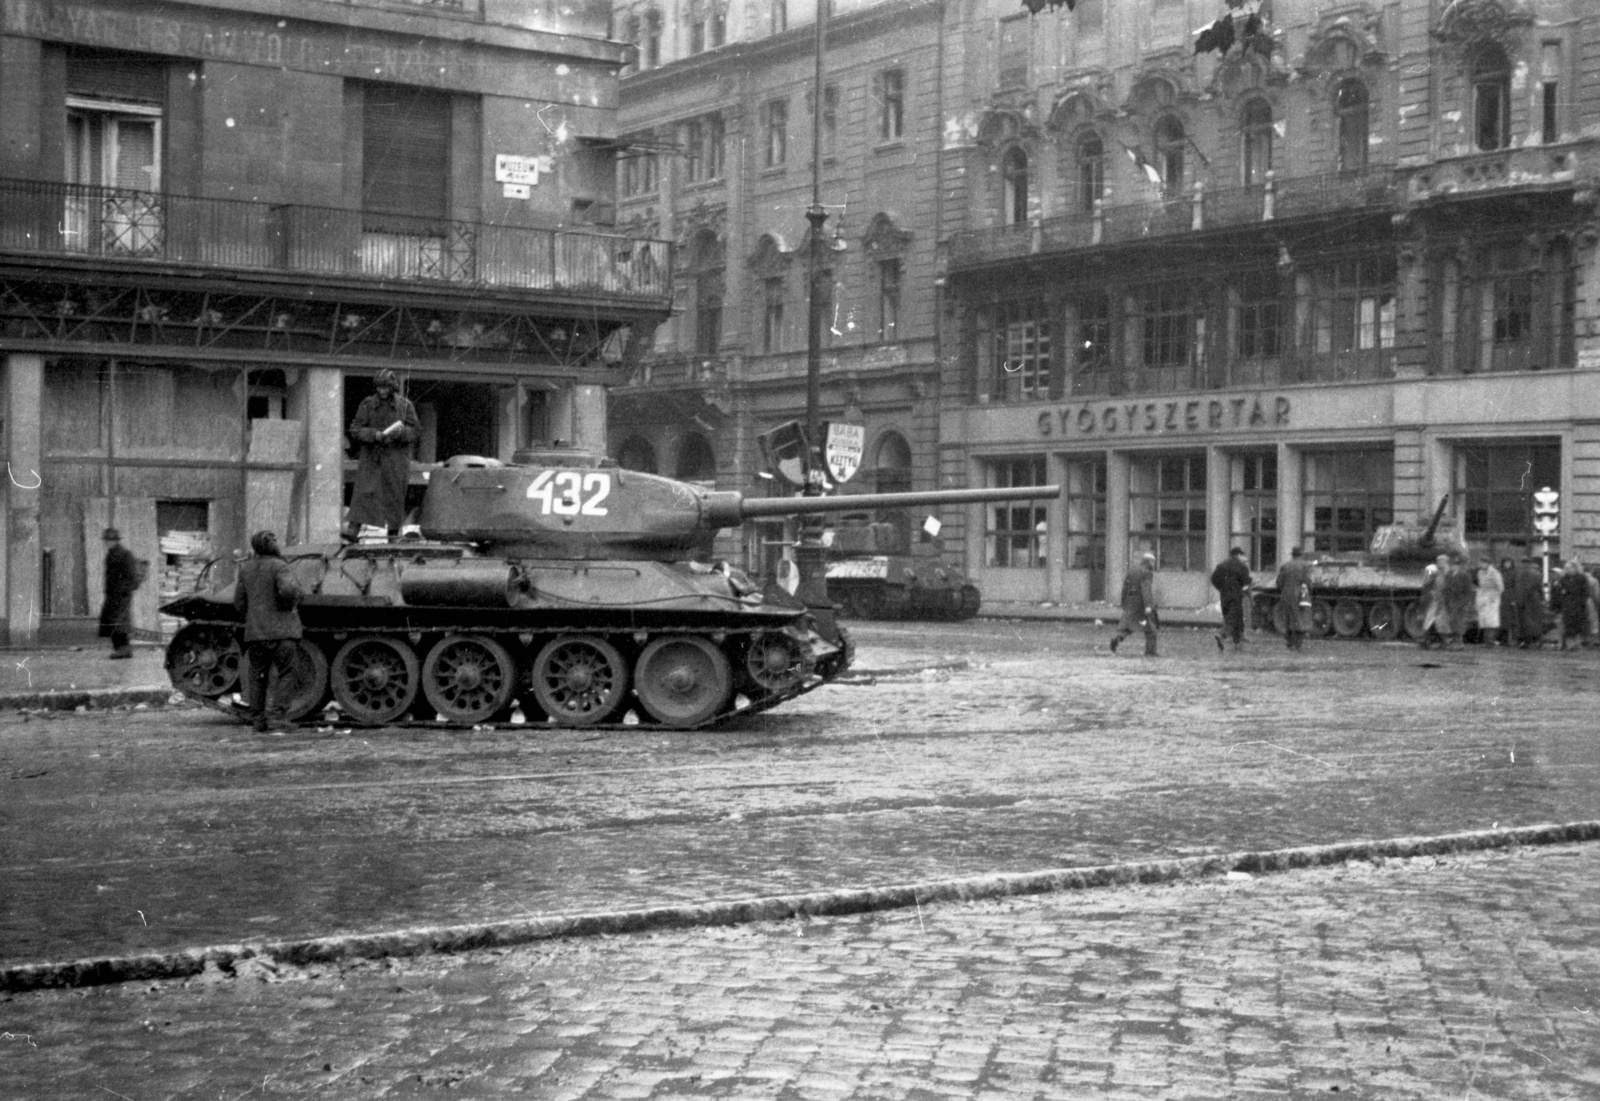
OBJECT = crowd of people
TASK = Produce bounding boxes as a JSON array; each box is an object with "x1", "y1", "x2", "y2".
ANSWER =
[{"x1": 1106, "y1": 545, "x2": 1598, "y2": 656}]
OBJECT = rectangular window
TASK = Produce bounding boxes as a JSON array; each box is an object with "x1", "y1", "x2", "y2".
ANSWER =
[
  {"x1": 986, "y1": 457, "x2": 1050, "y2": 568},
  {"x1": 1071, "y1": 292, "x2": 1113, "y2": 395},
  {"x1": 620, "y1": 150, "x2": 658, "y2": 197},
  {"x1": 822, "y1": 84, "x2": 839, "y2": 160},
  {"x1": 1455, "y1": 441, "x2": 1561, "y2": 562},
  {"x1": 1230, "y1": 452, "x2": 1278, "y2": 571},
  {"x1": 1235, "y1": 269, "x2": 1283, "y2": 359},
  {"x1": 876, "y1": 258, "x2": 901, "y2": 341},
  {"x1": 1128, "y1": 453, "x2": 1207, "y2": 571},
  {"x1": 996, "y1": 302, "x2": 1052, "y2": 400},
  {"x1": 1140, "y1": 283, "x2": 1191, "y2": 368},
  {"x1": 689, "y1": 19, "x2": 705, "y2": 54},
  {"x1": 878, "y1": 69, "x2": 905, "y2": 142},
  {"x1": 361, "y1": 84, "x2": 450, "y2": 225},
  {"x1": 763, "y1": 277, "x2": 784, "y2": 353},
  {"x1": 1542, "y1": 43, "x2": 1561, "y2": 143},
  {"x1": 764, "y1": 99, "x2": 788, "y2": 167},
  {"x1": 710, "y1": 11, "x2": 725, "y2": 47},
  {"x1": 1064, "y1": 457, "x2": 1108, "y2": 574},
  {"x1": 1307, "y1": 256, "x2": 1395, "y2": 379},
  {"x1": 1301, "y1": 449, "x2": 1393, "y2": 556},
  {"x1": 64, "y1": 99, "x2": 164, "y2": 255},
  {"x1": 684, "y1": 117, "x2": 723, "y2": 183},
  {"x1": 770, "y1": 0, "x2": 787, "y2": 33},
  {"x1": 814, "y1": 267, "x2": 835, "y2": 347},
  {"x1": 998, "y1": 16, "x2": 1030, "y2": 90}
]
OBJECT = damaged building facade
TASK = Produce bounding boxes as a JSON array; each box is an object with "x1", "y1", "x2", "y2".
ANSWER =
[
  {"x1": 944, "y1": 0, "x2": 1599, "y2": 611},
  {"x1": 0, "y1": 0, "x2": 670, "y2": 644},
  {"x1": 614, "y1": 0, "x2": 1600, "y2": 618}
]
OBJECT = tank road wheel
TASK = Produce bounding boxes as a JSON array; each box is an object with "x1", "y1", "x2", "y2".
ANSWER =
[
  {"x1": 1367, "y1": 600, "x2": 1402, "y2": 641},
  {"x1": 633, "y1": 636, "x2": 733, "y2": 729},
  {"x1": 1400, "y1": 601, "x2": 1425, "y2": 641},
  {"x1": 422, "y1": 635, "x2": 516, "y2": 724},
  {"x1": 1332, "y1": 599, "x2": 1365, "y2": 639},
  {"x1": 1310, "y1": 599, "x2": 1334, "y2": 637},
  {"x1": 531, "y1": 635, "x2": 629, "y2": 726},
  {"x1": 743, "y1": 631, "x2": 808, "y2": 696},
  {"x1": 331, "y1": 636, "x2": 420, "y2": 725},
  {"x1": 166, "y1": 624, "x2": 242, "y2": 699},
  {"x1": 239, "y1": 640, "x2": 330, "y2": 723}
]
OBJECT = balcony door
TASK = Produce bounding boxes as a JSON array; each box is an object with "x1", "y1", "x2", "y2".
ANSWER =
[
  {"x1": 65, "y1": 98, "x2": 163, "y2": 255},
  {"x1": 362, "y1": 84, "x2": 452, "y2": 280}
]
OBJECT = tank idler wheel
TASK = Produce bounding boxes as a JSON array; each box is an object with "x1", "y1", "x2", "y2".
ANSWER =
[
  {"x1": 1367, "y1": 600, "x2": 1402, "y2": 641},
  {"x1": 1310, "y1": 599, "x2": 1334, "y2": 637},
  {"x1": 167, "y1": 624, "x2": 242, "y2": 699},
  {"x1": 331, "y1": 636, "x2": 420, "y2": 725},
  {"x1": 531, "y1": 635, "x2": 629, "y2": 727},
  {"x1": 634, "y1": 635, "x2": 733, "y2": 729},
  {"x1": 743, "y1": 631, "x2": 808, "y2": 696},
  {"x1": 239, "y1": 640, "x2": 330, "y2": 723},
  {"x1": 422, "y1": 635, "x2": 516, "y2": 724},
  {"x1": 1332, "y1": 599, "x2": 1365, "y2": 639}
]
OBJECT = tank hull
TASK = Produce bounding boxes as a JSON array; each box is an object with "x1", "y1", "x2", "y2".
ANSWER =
[
  {"x1": 163, "y1": 541, "x2": 849, "y2": 729},
  {"x1": 1250, "y1": 560, "x2": 1437, "y2": 641},
  {"x1": 826, "y1": 555, "x2": 981, "y2": 620}
]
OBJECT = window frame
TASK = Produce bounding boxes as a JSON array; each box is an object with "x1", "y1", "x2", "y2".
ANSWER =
[
  {"x1": 878, "y1": 68, "x2": 905, "y2": 143},
  {"x1": 876, "y1": 257, "x2": 901, "y2": 342},
  {"x1": 1127, "y1": 452, "x2": 1208, "y2": 572},
  {"x1": 1241, "y1": 98, "x2": 1273, "y2": 187},
  {"x1": 985, "y1": 456, "x2": 1051, "y2": 569},
  {"x1": 764, "y1": 98, "x2": 788, "y2": 168},
  {"x1": 1334, "y1": 79, "x2": 1369, "y2": 173}
]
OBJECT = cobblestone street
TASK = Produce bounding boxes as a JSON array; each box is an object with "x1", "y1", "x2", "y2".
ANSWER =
[{"x1": 5, "y1": 843, "x2": 1599, "y2": 1099}]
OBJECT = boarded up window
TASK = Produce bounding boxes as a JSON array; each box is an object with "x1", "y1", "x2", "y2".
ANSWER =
[
  {"x1": 362, "y1": 84, "x2": 450, "y2": 228},
  {"x1": 43, "y1": 360, "x2": 106, "y2": 453}
]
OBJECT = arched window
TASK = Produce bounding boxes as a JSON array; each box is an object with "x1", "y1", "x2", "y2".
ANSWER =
[
  {"x1": 1002, "y1": 146, "x2": 1029, "y2": 226},
  {"x1": 873, "y1": 431, "x2": 913, "y2": 494},
  {"x1": 1241, "y1": 99, "x2": 1273, "y2": 186},
  {"x1": 1471, "y1": 43, "x2": 1511, "y2": 151},
  {"x1": 616, "y1": 436, "x2": 658, "y2": 473},
  {"x1": 1335, "y1": 79, "x2": 1369, "y2": 173},
  {"x1": 1155, "y1": 116, "x2": 1185, "y2": 192},
  {"x1": 1076, "y1": 131, "x2": 1105, "y2": 212},
  {"x1": 690, "y1": 230, "x2": 723, "y2": 356},
  {"x1": 676, "y1": 433, "x2": 717, "y2": 482}
]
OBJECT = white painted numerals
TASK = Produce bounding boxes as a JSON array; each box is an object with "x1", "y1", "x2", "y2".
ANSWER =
[{"x1": 526, "y1": 470, "x2": 610, "y2": 516}]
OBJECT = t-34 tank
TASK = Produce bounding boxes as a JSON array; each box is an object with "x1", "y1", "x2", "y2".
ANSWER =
[
  {"x1": 162, "y1": 448, "x2": 1057, "y2": 729},
  {"x1": 1252, "y1": 495, "x2": 1468, "y2": 641},
  {"x1": 823, "y1": 513, "x2": 982, "y2": 620}
]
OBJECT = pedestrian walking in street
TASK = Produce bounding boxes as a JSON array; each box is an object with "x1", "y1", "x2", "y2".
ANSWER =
[
  {"x1": 1508, "y1": 558, "x2": 1548, "y2": 648},
  {"x1": 97, "y1": 527, "x2": 143, "y2": 659},
  {"x1": 1210, "y1": 546, "x2": 1253, "y2": 651},
  {"x1": 1109, "y1": 551, "x2": 1159, "y2": 656},
  {"x1": 1275, "y1": 546, "x2": 1313, "y2": 651},
  {"x1": 1433, "y1": 555, "x2": 1476, "y2": 650},
  {"x1": 1554, "y1": 560, "x2": 1591, "y2": 651},
  {"x1": 1473, "y1": 558, "x2": 1503, "y2": 645},
  {"x1": 344, "y1": 368, "x2": 420, "y2": 542},
  {"x1": 1586, "y1": 565, "x2": 1599, "y2": 647},
  {"x1": 233, "y1": 530, "x2": 305, "y2": 732}
]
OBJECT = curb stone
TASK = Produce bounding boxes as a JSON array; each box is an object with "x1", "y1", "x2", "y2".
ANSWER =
[
  {"x1": 1, "y1": 687, "x2": 182, "y2": 713},
  {"x1": 5, "y1": 819, "x2": 1597, "y2": 994}
]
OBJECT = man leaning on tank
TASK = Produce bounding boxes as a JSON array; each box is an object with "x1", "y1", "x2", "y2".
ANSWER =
[{"x1": 233, "y1": 530, "x2": 304, "y2": 733}]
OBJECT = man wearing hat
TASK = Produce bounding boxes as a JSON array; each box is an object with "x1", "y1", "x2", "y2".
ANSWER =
[
  {"x1": 344, "y1": 368, "x2": 420, "y2": 542},
  {"x1": 1110, "y1": 551, "x2": 1160, "y2": 656},
  {"x1": 1276, "y1": 545, "x2": 1315, "y2": 651},
  {"x1": 1210, "y1": 546, "x2": 1253, "y2": 651},
  {"x1": 97, "y1": 527, "x2": 141, "y2": 659},
  {"x1": 233, "y1": 530, "x2": 304, "y2": 732}
]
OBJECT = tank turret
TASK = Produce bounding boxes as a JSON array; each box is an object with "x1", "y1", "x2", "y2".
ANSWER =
[
  {"x1": 1369, "y1": 495, "x2": 1468, "y2": 563},
  {"x1": 163, "y1": 447, "x2": 1058, "y2": 731}
]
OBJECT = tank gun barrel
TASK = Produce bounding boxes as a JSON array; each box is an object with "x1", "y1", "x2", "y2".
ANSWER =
[
  {"x1": 1420, "y1": 495, "x2": 1451, "y2": 547},
  {"x1": 729, "y1": 484, "x2": 1061, "y2": 522}
]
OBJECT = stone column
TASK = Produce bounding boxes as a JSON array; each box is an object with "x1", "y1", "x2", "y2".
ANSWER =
[
  {"x1": 296, "y1": 366, "x2": 345, "y2": 544},
  {"x1": 6, "y1": 354, "x2": 43, "y2": 645},
  {"x1": 570, "y1": 383, "x2": 608, "y2": 453},
  {"x1": 1106, "y1": 447, "x2": 1131, "y2": 598}
]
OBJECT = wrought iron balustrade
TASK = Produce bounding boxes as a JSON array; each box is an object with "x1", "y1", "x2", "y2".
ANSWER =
[{"x1": 0, "y1": 178, "x2": 672, "y2": 306}]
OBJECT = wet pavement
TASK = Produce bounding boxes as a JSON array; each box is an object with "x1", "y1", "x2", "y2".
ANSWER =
[{"x1": 2, "y1": 622, "x2": 1600, "y2": 1098}]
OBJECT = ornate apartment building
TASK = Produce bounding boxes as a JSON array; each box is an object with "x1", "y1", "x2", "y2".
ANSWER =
[
  {"x1": 615, "y1": 0, "x2": 1600, "y2": 612},
  {"x1": 0, "y1": 0, "x2": 669, "y2": 644}
]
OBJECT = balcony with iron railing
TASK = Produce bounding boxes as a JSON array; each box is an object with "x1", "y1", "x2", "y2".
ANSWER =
[
  {"x1": 1404, "y1": 140, "x2": 1598, "y2": 204},
  {"x1": 947, "y1": 167, "x2": 1398, "y2": 272},
  {"x1": 0, "y1": 177, "x2": 673, "y2": 309}
]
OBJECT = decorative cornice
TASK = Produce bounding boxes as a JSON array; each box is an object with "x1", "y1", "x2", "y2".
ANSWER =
[
  {"x1": 862, "y1": 213, "x2": 913, "y2": 257},
  {"x1": 1431, "y1": 0, "x2": 1535, "y2": 54}
]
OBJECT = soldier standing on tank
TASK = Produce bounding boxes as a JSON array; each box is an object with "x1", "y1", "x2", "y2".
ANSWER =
[
  {"x1": 1275, "y1": 546, "x2": 1314, "y2": 651},
  {"x1": 233, "y1": 530, "x2": 304, "y2": 733},
  {"x1": 344, "y1": 368, "x2": 420, "y2": 542},
  {"x1": 1210, "y1": 546, "x2": 1253, "y2": 652},
  {"x1": 1109, "y1": 552, "x2": 1159, "y2": 656}
]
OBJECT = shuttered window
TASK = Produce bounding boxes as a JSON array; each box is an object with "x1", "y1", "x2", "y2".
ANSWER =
[
  {"x1": 66, "y1": 52, "x2": 167, "y2": 104},
  {"x1": 362, "y1": 85, "x2": 450, "y2": 229}
]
